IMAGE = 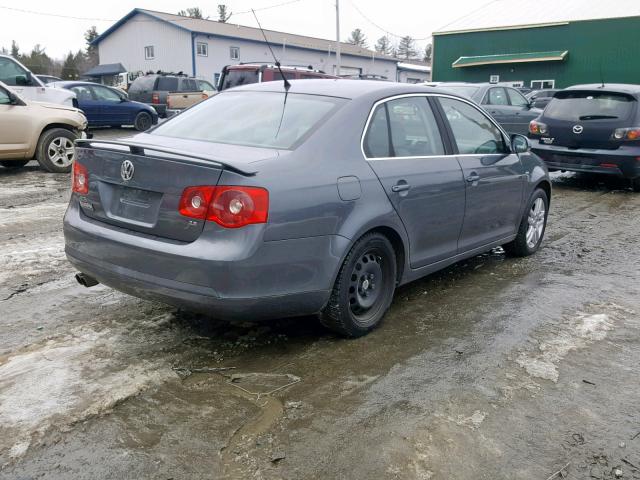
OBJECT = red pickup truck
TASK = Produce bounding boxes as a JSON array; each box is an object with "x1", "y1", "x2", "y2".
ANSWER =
[{"x1": 218, "y1": 64, "x2": 337, "y2": 90}]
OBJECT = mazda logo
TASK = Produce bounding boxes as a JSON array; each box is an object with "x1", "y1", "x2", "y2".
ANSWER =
[
  {"x1": 120, "y1": 160, "x2": 135, "y2": 181},
  {"x1": 572, "y1": 125, "x2": 584, "y2": 134}
]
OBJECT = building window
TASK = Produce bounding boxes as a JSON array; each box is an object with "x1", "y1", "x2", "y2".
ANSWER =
[
  {"x1": 144, "y1": 45, "x2": 155, "y2": 60},
  {"x1": 230, "y1": 46, "x2": 240, "y2": 60},
  {"x1": 531, "y1": 79, "x2": 555, "y2": 89},
  {"x1": 196, "y1": 42, "x2": 208, "y2": 57}
]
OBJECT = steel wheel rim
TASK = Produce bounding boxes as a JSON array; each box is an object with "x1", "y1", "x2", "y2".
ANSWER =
[
  {"x1": 48, "y1": 137, "x2": 75, "y2": 167},
  {"x1": 348, "y1": 250, "x2": 384, "y2": 322},
  {"x1": 526, "y1": 197, "x2": 546, "y2": 249}
]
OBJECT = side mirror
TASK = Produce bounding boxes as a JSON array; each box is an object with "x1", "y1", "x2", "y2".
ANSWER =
[
  {"x1": 15, "y1": 75, "x2": 29, "y2": 86},
  {"x1": 511, "y1": 134, "x2": 530, "y2": 154}
]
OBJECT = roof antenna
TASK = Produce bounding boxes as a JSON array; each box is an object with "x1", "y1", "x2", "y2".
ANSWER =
[
  {"x1": 251, "y1": 9, "x2": 290, "y2": 91},
  {"x1": 599, "y1": 61, "x2": 605, "y2": 88}
]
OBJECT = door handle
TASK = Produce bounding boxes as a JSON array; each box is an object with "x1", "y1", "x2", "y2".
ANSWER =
[
  {"x1": 466, "y1": 173, "x2": 480, "y2": 183},
  {"x1": 391, "y1": 183, "x2": 411, "y2": 193}
]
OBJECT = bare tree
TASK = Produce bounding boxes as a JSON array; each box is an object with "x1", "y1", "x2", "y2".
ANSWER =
[
  {"x1": 375, "y1": 36, "x2": 393, "y2": 55},
  {"x1": 177, "y1": 7, "x2": 207, "y2": 19},
  {"x1": 423, "y1": 43, "x2": 432, "y2": 64}
]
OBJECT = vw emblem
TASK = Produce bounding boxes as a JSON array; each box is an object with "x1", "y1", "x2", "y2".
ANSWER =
[
  {"x1": 120, "y1": 160, "x2": 134, "y2": 181},
  {"x1": 572, "y1": 125, "x2": 584, "y2": 134}
]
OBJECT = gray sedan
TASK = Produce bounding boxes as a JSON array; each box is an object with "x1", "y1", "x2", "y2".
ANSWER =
[
  {"x1": 432, "y1": 83, "x2": 542, "y2": 135},
  {"x1": 64, "y1": 80, "x2": 551, "y2": 337}
]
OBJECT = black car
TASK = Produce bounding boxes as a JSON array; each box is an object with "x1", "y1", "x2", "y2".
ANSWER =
[
  {"x1": 128, "y1": 74, "x2": 203, "y2": 117},
  {"x1": 529, "y1": 84, "x2": 640, "y2": 191},
  {"x1": 526, "y1": 89, "x2": 559, "y2": 109}
]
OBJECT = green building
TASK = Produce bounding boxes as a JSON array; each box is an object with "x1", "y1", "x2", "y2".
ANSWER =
[{"x1": 432, "y1": 2, "x2": 640, "y2": 89}]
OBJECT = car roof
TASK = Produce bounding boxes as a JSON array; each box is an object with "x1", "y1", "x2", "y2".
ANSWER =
[
  {"x1": 227, "y1": 79, "x2": 443, "y2": 100},
  {"x1": 564, "y1": 83, "x2": 640, "y2": 95}
]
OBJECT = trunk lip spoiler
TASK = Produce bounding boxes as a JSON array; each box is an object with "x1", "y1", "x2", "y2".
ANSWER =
[{"x1": 75, "y1": 139, "x2": 257, "y2": 176}]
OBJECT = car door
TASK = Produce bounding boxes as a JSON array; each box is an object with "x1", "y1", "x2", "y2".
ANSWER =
[
  {"x1": 481, "y1": 87, "x2": 511, "y2": 128},
  {"x1": 90, "y1": 85, "x2": 128, "y2": 125},
  {"x1": 70, "y1": 85, "x2": 101, "y2": 124},
  {"x1": 505, "y1": 87, "x2": 539, "y2": 135},
  {"x1": 363, "y1": 95, "x2": 466, "y2": 268},
  {"x1": 436, "y1": 96, "x2": 525, "y2": 252},
  {"x1": 0, "y1": 86, "x2": 32, "y2": 158}
]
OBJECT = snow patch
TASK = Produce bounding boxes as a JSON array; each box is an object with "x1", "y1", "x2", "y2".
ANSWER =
[
  {"x1": 0, "y1": 330, "x2": 175, "y2": 459},
  {"x1": 517, "y1": 311, "x2": 614, "y2": 382}
]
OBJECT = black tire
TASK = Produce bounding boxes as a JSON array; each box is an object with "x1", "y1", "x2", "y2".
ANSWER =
[
  {"x1": 320, "y1": 233, "x2": 397, "y2": 337},
  {"x1": 0, "y1": 160, "x2": 29, "y2": 169},
  {"x1": 35, "y1": 128, "x2": 77, "y2": 173},
  {"x1": 631, "y1": 177, "x2": 640, "y2": 193},
  {"x1": 504, "y1": 188, "x2": 549, "y2": 257},
  {"x1": 134, "y1": 111, "x2": 153, "y2": 131}
]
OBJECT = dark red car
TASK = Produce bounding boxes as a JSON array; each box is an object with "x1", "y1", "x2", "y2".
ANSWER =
[{"x1": 218, "y1": 64, "x2": 337, "y2": 90}]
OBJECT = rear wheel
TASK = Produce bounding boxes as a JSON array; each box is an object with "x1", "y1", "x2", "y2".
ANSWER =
[
  {"x1": 134, "y1": 111, "x2": 153, "y2": 131},
  {"x1": 35, "y1": 128, "x2": 77, "y2": 173},
  {"x1": 0, "y1": 160, "x2": 29, "y2": 169},
  {"x1": 320, "y1": 233, "x2": 397, "y2": 337},
  {"x1": 504, "y1": 188, "x2": 549, "y2": 257},
  {"x1": 631, "y1": 177, "x2": 640, "y2": 193}
]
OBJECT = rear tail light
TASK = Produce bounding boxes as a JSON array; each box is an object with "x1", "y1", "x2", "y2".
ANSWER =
[
  {"x1": 72, "y1": 162, "x2": 89, "y2": 195},
  {"x1": 179, "y1": 186, "x2": 269, "y2": 228},
  {"x1": 151, "y1": 93, "x2": 160, "y2": 104},
  {"x1": 612, "y1": 127, "x2": 640, "y2": 141},
  {"x1": 529, "y1": 120, "x2": 548, "y2": 135}
]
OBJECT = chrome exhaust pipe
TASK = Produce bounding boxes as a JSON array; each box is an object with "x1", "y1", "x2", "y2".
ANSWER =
[{"x1": 75, "y1": 273, "x2": 99, "y2": 288}]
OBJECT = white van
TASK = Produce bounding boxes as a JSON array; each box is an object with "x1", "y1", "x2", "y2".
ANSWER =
[{"x1": 0, "y1": 55, "x2": 76, "y2": 107}]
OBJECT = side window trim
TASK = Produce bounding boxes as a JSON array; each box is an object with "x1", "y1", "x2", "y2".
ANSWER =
[{"x1": 361, "y1": 94, "x2": 448, "y2": 160}]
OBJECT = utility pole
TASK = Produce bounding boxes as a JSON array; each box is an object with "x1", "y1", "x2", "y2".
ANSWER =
[{"x1": 335, "y1": 0, "x2": 341, "y2": 75}]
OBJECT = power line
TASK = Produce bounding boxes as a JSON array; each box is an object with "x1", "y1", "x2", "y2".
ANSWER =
[{"x1": 348, "y1": 0, "x2": 432, "y2": 42}]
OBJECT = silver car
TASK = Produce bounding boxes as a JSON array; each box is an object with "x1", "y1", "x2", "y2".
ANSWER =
[{"x1": 64, "y1": 80, "x2": 551, "y2": 337}]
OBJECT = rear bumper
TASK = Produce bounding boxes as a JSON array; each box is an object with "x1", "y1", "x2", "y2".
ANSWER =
[
  {"x1": 63, "y1": 200, "x2": 347, "y2": 320},
  {"x1": 531, "y1": 142, "x2": 640, "y2": 178}
]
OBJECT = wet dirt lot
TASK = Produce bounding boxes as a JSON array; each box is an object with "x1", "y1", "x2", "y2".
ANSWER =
[{"x1": 1, "y1": 129, "x2": 639, "y2": 480}]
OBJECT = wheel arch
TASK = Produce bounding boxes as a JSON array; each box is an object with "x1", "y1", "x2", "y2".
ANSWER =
[
  {"x1": 31, "y1": 123, "x2": 78, "y2": 158},
  {"x1": 534, "y1": 179, "x2": 552, "y2": 205}
]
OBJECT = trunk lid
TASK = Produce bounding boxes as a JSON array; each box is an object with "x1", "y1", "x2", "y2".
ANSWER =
[
  {"x1": 542, "y1": 90, "x2": 637, "y2": 150},
  {"x1": 75, "y1": 136, "x2": 275, "y2": 242}
]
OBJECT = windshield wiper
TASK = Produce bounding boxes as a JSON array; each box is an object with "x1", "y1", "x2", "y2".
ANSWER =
[{"x1": 578, "y1": 115, "x2": 618, "y2": 120}]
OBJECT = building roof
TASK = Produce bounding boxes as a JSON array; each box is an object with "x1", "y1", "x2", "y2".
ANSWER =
[
  {"x1": 94, "y1": 8, "x2": 397, "y2": 62},
  {"x1": 434, "y1": 0, "x2": 640, "y2": 35},
  {"x1": 83, "y1": 63, "x2": 127, "y2": 76},
  {"x1": 397, "y1": 62, "x2": 431, "y2": 73},
  {"x1": 452, "y1": 50, "x2": 568, "y2": 68}
]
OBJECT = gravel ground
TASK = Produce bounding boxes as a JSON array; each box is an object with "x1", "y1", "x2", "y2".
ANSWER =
[{"x1": 0, "y1": 128, "x2": 639, "y2": 480}]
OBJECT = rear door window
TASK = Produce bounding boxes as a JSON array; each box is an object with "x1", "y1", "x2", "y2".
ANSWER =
[
  {"x1": 439, "y1": 97, "x2": 508, "y2": 155},
  {"x1": 484, "y1": 87, "x2": 509, "y2": 106},
  {"x1": 386, "y1": 97, "x2": 444, "y2": 157},
  {"x1": 181, "y1": 79, "x2": 197, "y2": 91},
  {"x1": 156, "y1": 77, "x2": 179, "y2": 91},
  {"x1": 544, "y1": 91, "x2": 636, "y2": 121}
]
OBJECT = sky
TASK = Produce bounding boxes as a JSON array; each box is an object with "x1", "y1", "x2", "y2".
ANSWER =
[{"x1": 0, "y1": 0, "x2": 484, "y2": 59}]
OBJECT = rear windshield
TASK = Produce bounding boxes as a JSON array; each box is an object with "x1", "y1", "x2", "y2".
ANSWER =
[
  {"x1": 156, "y1": 77, "x2": 179, "y2": 91},
  {"x1": 151, "y1": 91, "x2": 347, "y2": 149},
  {"x1": 545, "y1": 91, "x2": 636, "y2": 121},
  {"x1": 439, "y1": 85, "x2": 480, "y2": 99},
  {"x1": 220, "y1": 69, "x2": 259, "y2": 90}
]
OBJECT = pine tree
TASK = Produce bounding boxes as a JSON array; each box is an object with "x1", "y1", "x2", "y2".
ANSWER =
[
  {"x1": 423, "y1": 43, "x2": 432, "y2": 64},
  {"x1": 10, "y1": 40, "x2": 20, "y2": 59},
  {"x1": 397, "y1": 36, "x2": 417, "y2": 59},
  {"x1": 61, "y1": 52, "x2": 79, "y2": 79},
  {"x1": 84, "y1": 26, "x2": 99, "y2": 68},
  {"x1": 177, "y1": 7, "x2": 206, "y2": 19},
  {"x1": 375, "y1": 36, "x2": 392, "y2": 55},
  {"x1": 346, "y1": 28, "x2": 367, "y2": 48},
  {"x1": 22, "y1": 45, "x2": 53, "y2": 74},
  {"x1": 217, "y1": 5, "x2": 231, "y2": 22}
]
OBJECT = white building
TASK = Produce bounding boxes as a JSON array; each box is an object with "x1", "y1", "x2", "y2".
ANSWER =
[{"x1": 92, "y1": 8, "x2": 421, "y2": 85}]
